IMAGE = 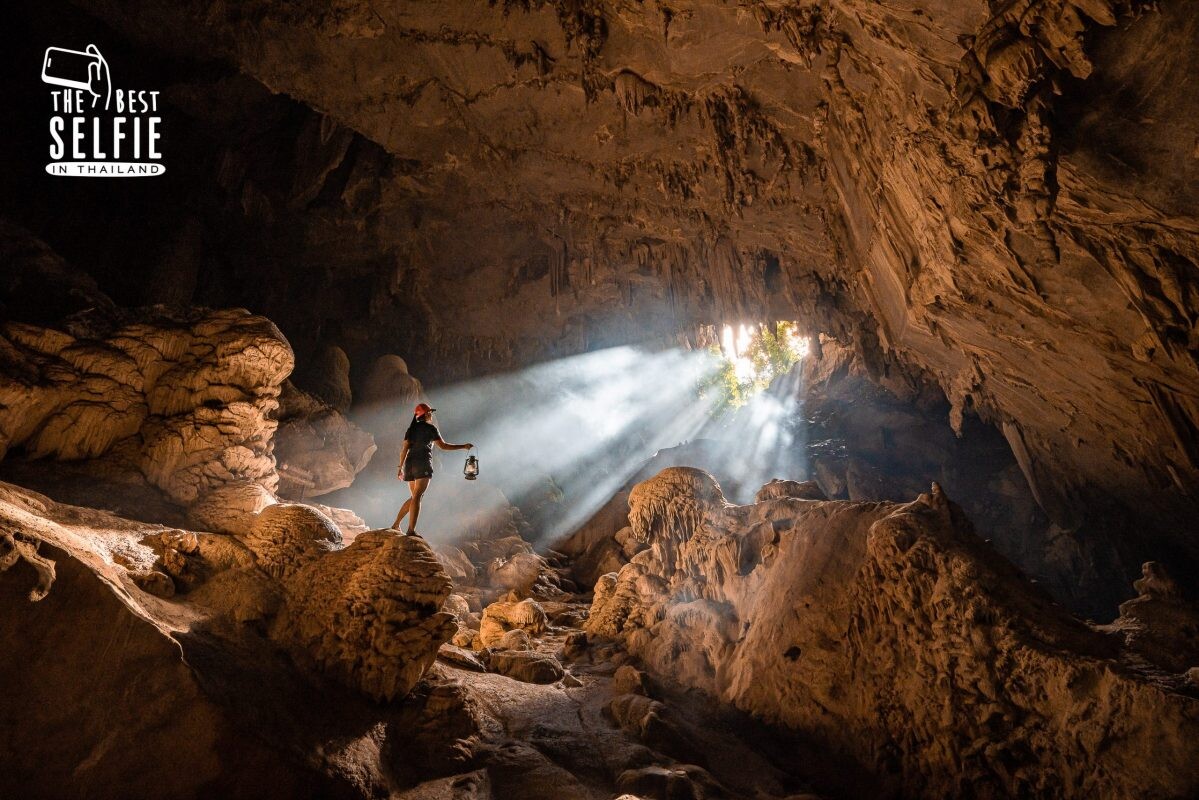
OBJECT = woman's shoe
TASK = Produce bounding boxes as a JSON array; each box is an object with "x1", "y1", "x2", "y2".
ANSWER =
[{"x1": 406, "y1": 530, "x2": 422, "y2": 537}]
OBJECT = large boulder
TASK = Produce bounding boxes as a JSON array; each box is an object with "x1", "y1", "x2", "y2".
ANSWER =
[
  {"x1": 479, "y1": 597, "x2": 548, "y2": 648},
  {"x1": 274, "y1": 382, "x2": 376, "y2": 499},
  {"x1": 243, "y1": 503, "x2": 343, "y2": 581},
  {"x1": 487, "y1": 650, "x2": 564, "y2": 684},
  {"x1": 272, "y1": 530, "x2": 456, "y2": 701},
  {"x1": 188, "y1": 479, "x2": 277, "y2": 535}
]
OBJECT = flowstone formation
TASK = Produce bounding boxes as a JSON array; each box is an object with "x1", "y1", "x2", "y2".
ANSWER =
[
  {"x1": 588, "y1": 467, "x2": 1199, "y2": 798},
  {"x1": 0, "y1": 306, "x2": 292, "y2": 503}
]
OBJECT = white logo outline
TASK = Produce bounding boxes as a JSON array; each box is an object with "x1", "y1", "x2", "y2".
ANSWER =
[{"x1": 42, "y1": 44, "x2": 111, "y2": 112}]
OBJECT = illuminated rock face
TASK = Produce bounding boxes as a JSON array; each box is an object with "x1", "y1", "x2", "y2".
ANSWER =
[
  {"x1": 0, "y1": 480, "x2": 458, "y2": 796},
  {"x1": 0, "y1": 307, "x2": 292, "y2": 502},
  {"x1": 588, "y1": 468, "x2": 1199, "y2": 798},
  {"x1": 274, "y1": 381, "x2": 377, "y2": 499},
  {"x1": 272, "y1": 529, "x2": 457, "y2": 701}
]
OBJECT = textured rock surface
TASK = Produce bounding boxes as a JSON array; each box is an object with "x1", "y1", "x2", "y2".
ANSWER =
[
  {"x1": 487, "y1": 649, "x2": 565, "y2": 684},
  {"x1": 243, "y1": 502, "x2": 343, "y2": 580},
  {"x1": 189, "y1": 479, "x2": 280, "y2": 535},
  {"x1": 0, "y1": 307, "x2": 292, "y2": 503},
  {"x1": 588, "y1": 468, "x2": 1199, "y2": 798},
  {"x1": 480, "y1": 597, "x2": 549, "y2": 648},
  {"x1": 0, "y1": 481, "x2": 417, "y2": 798},
  {"x1": 272, "y1": 529, "x2": 457, "y2": 701},
  {"x1": 1106, "y1": 561, "x2": 1199, "y2": 674},
  {"x1": 796, "y1": 335, "x2": 1128, "y2": 614}
]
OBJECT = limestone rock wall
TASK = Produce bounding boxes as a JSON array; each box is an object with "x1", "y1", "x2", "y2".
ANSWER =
[
  {"x1": 588, "y1": 468, "x2": 1199, "y2": 798},
  {"x1": 0, "y1": 307, "x2": 293, "y2": 503}
]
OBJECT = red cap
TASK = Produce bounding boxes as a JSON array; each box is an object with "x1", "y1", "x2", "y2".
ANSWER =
[{"x1": 414, "y1": 402, "x2": 435, "y2": 417}]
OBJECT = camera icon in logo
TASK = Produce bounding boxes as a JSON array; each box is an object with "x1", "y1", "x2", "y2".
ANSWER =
[{"x1": 42, "y1": 45, "x2": 111, "y2": 111}]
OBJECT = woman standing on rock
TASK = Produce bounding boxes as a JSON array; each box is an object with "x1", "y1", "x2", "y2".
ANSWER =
[{"x1": 393, "y1": 402, "x2": 473, "y2": 536}]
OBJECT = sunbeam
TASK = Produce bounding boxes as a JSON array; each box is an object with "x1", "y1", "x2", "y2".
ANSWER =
[
  {"x1": 338, "y1": 345, "x2": 726, "y2": 543},
  {"x1": 334, "y1": 327, "x2": 811, "y2": 545}
]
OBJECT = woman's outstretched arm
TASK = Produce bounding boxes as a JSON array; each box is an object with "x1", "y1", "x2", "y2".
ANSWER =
[{"x1": 435, "y1": 437, "x2": 474, "y2": 451}]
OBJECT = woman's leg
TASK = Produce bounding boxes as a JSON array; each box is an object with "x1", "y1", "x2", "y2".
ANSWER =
[
  {"x1": 406, "y1": 477, "x2": 430, "y2": 534},
  {"x1": 392, "y1": 495, "x2": 412, "y2": 530}
]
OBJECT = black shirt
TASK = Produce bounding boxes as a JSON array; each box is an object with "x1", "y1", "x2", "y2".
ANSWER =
[{"x1": 404, "y1": 419, "x2": 441, "y2": 463}]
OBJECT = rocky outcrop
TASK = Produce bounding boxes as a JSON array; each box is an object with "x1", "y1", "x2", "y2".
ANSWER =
[
  {"x1": 0, "y1": 308, "x2": 292, "y2": 503},
  {"x1": 1106, "y1": 562, "x2": 1199, "y2": 675},
  {"x1": 479, "y1": 597, "x2": 548, "y2": 648},
  {"x1": 244, "y1": 502, "x2": 343, "y2": 580},
  {"x1": 754, "y1": 479, "x2": 827, "y2": 503},
  {"x1": 1, "y1": 475, "x2": 455, "y2": 708},
  {"x1": 796, "y1": 335, "x2": 1127, "y2": 615},
  {"x1": 273, "y1": 529, "x2": 456, "y2": 701},
  {"x1": 0, "y1": 480, "x2": 449, "y2": 797},
  {"x1": 588, "y1": 468, "x2": 1199, "y2": 798}
]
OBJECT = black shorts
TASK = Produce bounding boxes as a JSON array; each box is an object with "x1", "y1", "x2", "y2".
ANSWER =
[{"x1": 403, "y1": 458, "x2": 433, "y2": 481}]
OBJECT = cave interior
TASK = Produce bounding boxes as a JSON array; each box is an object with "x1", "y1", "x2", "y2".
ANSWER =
[{"x1": 2, "y1": 1, "x2": 1199, "y2": 799}]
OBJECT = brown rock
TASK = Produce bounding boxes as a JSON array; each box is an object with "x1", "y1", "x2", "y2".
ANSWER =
[
  {"x1": 1108, "y1": 562, "x2": 1199, "y2": 674},
  {"x1": 188, "y1": 479, "x2": 277, "y2": 535},
  {"x1": 755, "y1": 479, "x2": 827, "y2": 502},
  {"x1": 130, "y1": 569, "x2": 175, "y2": 598},
  {"x1": 612, "y1": 665, "x2": 651, "y2": 697},
  {"x1": 496, "y1": 628, "x2": 533, "y2": 652},
  {"x1": 243, "y1": 503, "x2": 342, "y2": 581},
  {"x1": 488, "y1": 650, "x2": 564, "y2": 684},
  {"x1": 616, "y1": 764, "x2": 724, "y2": 800},
  {"x1": 589, "y1": 468, "x2": 1199, "y2": 798},
  {"x1": 275, "y1": 381, "x2": 376, "y2": 499},
  {"x1": 0, "y1": 308, "x2": 292, "y2": 504},
  {"x1": 272, "y1": 530, "x2": 456, "y2": 701},
  {"x1": 479, "y1": 598, "x2": 548, "y2": 648}
]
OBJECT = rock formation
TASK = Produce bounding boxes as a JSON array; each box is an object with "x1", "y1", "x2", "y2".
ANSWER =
[
  {"x1": 273, "y1": 529, "x2": 457, "y2": 701},
  {"x1": 274, "y1": 381, "x2": 377, "y2": 499},
  {"x1": 588, "y1": 468, "x2": 1199, "y2": 798},
  {"x1": 0, "y1": 307, "x2": 292, "y2": 503},
  {"x1": 2, "y1": 0, "x2": 1198, "y2": 797},
  {"x1": 0, "y1": 476, "x2": 459, "y2": 795}
]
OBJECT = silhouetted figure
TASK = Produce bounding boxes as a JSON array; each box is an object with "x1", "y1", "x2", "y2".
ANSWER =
[{"x1": 392, "y1": 402, "x2": 473, "y2": 536}]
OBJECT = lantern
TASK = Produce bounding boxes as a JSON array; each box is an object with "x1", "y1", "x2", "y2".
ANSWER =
[{"x1": 463, "y1": 453, "x2": 479, "y2": 480}]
